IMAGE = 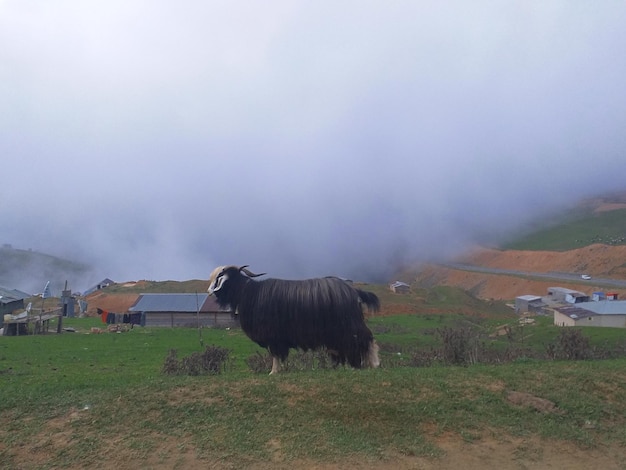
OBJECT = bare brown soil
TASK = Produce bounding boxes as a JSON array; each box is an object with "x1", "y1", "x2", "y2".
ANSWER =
[
  {"x1": 96, "y1": 437, "x2": 625, "y2": 470},
  {"x1": 458, "y1": 244, "x2": 626, "y2": 276},
  {"x1": 9, "y1": 403, "x2": 625, "y2": 470},
  {"x1": 84, "y1": 290, "x2": 140, "y2": 316},
  {"x1": 410, "y1": 194, "x2": 626, "y2": 300},
  {"x1": 82, "y1": 280, "x2": 212, "y2": 317},
  {"x1": 414, "y1": 244, "x2": 626, "y2": 300}
]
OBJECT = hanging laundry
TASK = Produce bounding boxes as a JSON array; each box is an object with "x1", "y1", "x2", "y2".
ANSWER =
[{"x1": 97, "y1": 308, "x2": 109, "y2": 324}]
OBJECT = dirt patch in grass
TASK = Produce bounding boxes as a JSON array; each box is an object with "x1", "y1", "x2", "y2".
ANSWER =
[
  {"x1": 277, "y1": 382, "x2": 322, "y2": 407},
  {"x1": 506, "y1": 390, "x2": 564, "y2": 414},
  {"x1": 5, "y1": 409, "x2": 625, "y2": 470},
  {"x1": 419, "y1": 433, "x2": 625, "y2": 470},
  {"x1": 166, "y1": 386, "x2": 225, "y2": 407}
]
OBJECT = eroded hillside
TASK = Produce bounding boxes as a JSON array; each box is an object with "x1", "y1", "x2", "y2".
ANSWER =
[
  {"x1": 412, "y1": 244, "x2": 626, "y2": 300},
  {"x1": 459, "y1": 244, "x2": 626, "y2": 276}
]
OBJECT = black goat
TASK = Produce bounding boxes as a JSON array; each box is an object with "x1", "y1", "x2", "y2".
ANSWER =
[{"x1": 208, "y1": 265, "x2": 380, "y2": 374}]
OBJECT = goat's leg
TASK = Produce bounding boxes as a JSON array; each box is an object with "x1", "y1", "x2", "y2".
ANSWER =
[{"x1": 269, "y1": 356, "x2": 281, "y2": 375}]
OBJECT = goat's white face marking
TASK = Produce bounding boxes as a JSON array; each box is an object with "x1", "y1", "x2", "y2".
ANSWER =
[{"x1": 207, "y1": 266, "x2": 227, "y2": 295}]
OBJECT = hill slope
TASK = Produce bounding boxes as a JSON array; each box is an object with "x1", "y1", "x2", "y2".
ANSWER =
[
  {"x1": 458, "y1": 244, "x2": 626, "y2": 277},
  {"x1": 412, "y1": 245, "x2": 626, "y2": 300},
  {"x1": 409, "y1": 192, "x2": 626, "y2": 300},
  {"x1": 0, "y1": 245, "x2": 92, "y2": 294},
  {"x1": 83, "y1": 279, "x2": 211, "y2": 316},
  {"x1": 502, "y1": 191, "x2": 626, "y2": 251}
]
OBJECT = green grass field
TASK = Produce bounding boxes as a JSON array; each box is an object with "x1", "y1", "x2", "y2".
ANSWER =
[
  {"x1": 502, "y1": 208, "x2": 626, "y2": 251},
  {"x1": 1, "y1": 317, "x2": 625, "y2": 468}
]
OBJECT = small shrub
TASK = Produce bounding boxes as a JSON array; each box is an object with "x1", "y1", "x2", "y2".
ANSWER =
[
  {"x1": 546, "y1": 329, "x2": 592, "y2": 361},
  {"x1": 162, "y1": 345, "x2": 230, "y2": 376},
  {"x1": 409, "y1": 347, "x2": 438, "y2": 367},
  {"x1": 246, "y1": 351, "x2": 274, "y2": 374},
  {"x1": 438, "y1": 326, "x2": 480, "y2": 366},
  {"x1": 478, "y1": 344, "x2": 541, "y2": 364},
  {"x1": 162, "y1": 349, "x2": 180, "y2": 375}
]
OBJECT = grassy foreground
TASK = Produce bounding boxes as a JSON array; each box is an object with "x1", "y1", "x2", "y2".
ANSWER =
[{"x1": 1, "y1": 319, "x2": 626, "y2": 469}]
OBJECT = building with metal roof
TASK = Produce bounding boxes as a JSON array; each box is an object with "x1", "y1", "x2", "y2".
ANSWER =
[
  {"x1": 389, "y1": 281, "x2": 410, "y2": 294},
  {"x1": 128, "y1": 293, "x2": 233, "y2": 328},
  {"x1": 547, "y1": 287, "x2": 589, "y2": 304},
  {"x1": 0, "y1": 285, "x2": 32, "y2": 325},
  {"x1": 554, "y1": 300, "x2": 626, "y2": 328},
  {"x1": 515, "y1": 295, "x2": 546, "y2": 314},
  {"x1": 83, "y1": 278, "x2": 115, "y2": 296}
]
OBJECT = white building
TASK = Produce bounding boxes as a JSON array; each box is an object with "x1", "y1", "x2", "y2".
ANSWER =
[
  {"x1": 547, "y1": 287, "x2": 590, "y2": 304},
  {"x1": 389, "y1": 281, "x2": 410, "y2": 294},
  {"x1": 515, "y1": 295, "x2": 545, "y2": 314}
]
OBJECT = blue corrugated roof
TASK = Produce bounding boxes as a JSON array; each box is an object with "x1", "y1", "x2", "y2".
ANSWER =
[
  {"x1": 578, "y1": 300, "x2": 626, "y2": 315},
  {"x1": 128, "y1": 293, "x2": 221, "y2": 312},
  {"x1": 558, "y1": 300, "x2": 626, "y2": 318},
  {"x1": 0, "y1": 285, "x2": 32, "y2": 304}
]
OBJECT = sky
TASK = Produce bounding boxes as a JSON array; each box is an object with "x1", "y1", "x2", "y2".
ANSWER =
[{"x1": 1, "y1": 1, "x2": 626, "y2": 290}]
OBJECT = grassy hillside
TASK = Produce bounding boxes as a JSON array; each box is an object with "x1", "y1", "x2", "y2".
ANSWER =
[
  {"x1": 502, "y1": 208, "x2": 626, "y2": 251},
  {"x1": 0, "y1": 245, "x2": 91, "y2": 294},
  {"x1": 103, "y1": 279, "x2": 211, "y2": 294},
  {"x1": 362, "y1": 284, "x2": 513, "y2": 318},
  {"x1": 1, "y1": 317, "x2": 625, "y2": 468},
  {"x1": 87, "y1": 281, "x2": 514, "y2": 320}
]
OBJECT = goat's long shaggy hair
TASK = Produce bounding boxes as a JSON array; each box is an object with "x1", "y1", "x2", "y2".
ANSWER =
[{"x1": 208, "y1": 266, "x2": 380, "y2": 369}]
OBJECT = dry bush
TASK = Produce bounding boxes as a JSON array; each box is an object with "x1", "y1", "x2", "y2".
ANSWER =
[
  {"x1": 162, "y1": 349, "x2": 180, "y2": 375},
  {"x1": 245, "y1": 351, "x2": 273, "y2": 373},
  {"x1": 437, "y1": 326, "x2": 481, "y2": 366},
  {"x1": 162, "y1": 345, "x2": 230, "y2": 376},
  {"x1": 546, "y1": 329, "x2": 592, "y2": 360},
  {"x1": 409, "y1": 348, "x2": 439, "y2": 367}
]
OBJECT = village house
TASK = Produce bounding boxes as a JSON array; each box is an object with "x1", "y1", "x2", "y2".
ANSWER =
[
  {"x1": 389, "y1": 281, "x2": 410, "y2": 294},
  {"x1": 0, "y1": 285, "x2": 31, "y2": 328},
  {"x1": 514, "y1": 295, "x2": 546, "y2": 315},
  {"x1": 127, "y1": 293, "x2": 233, "y2": 328},
  {"x1": 513, "y1": 285, "x2": 625, "y2": 329},
  {"x1": 554, "y1": 300, "x2": 626, "y2": 328},
  {"x1": 547, "y1": 287, "x2": 589, "y2": 304},
  {"x1": 83, "y1": 278, "x2": 115, "y2": 296}
]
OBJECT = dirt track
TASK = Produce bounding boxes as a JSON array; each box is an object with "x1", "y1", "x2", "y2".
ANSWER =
[{"x1": 413, "y1": 244, "x2": 626, "y2": 300}]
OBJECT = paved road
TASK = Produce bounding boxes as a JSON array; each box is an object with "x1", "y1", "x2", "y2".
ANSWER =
[{"x1": 437, "y1": 263, "x2": 626, "y2": 289}]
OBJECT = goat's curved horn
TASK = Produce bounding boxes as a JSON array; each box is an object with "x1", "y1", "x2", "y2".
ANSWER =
[{"x1": 239, "y1": 266, "x2": 266, "y2": 278}]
